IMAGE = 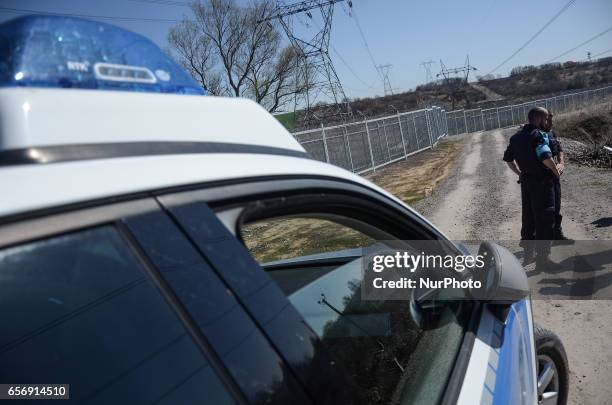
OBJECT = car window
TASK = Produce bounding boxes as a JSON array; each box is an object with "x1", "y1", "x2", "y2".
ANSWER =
[
  {"x1": 239, "y1": 212, "x2": 467, "y2": 405},
  {"x1": 0, "y1": 226, "x2": 235, "y2": 405},
  {"x1": 242, "y1": 217, "x2": 374, "y2": 263}
]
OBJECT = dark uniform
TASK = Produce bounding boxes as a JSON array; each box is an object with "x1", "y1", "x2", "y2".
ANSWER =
[
  {"x1": 548, "y1": 129, "x2": 564, "y2": 237},
  {"x1": 503, "y1": 124, "x2": 556, "y2": 258}
]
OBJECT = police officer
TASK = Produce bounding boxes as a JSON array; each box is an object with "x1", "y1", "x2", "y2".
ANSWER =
[
  {"x1": 543, "y1": 111, "x2": 571, "y2": 242},
  {"x1": 503, "y1": 107, "x2": 561, "y2": 270}
]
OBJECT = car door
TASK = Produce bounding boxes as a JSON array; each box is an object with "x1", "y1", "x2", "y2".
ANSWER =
[
  {"x1": 156, "y1": 176, "x2": 480, "y2": 405},
  {"x1": 0, "y1": 198, "x2": 309, "y2": 405}
]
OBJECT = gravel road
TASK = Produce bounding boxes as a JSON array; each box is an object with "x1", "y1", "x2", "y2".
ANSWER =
[{"x1": 413, "y1": 128, "x2": 612, "y2": 405}]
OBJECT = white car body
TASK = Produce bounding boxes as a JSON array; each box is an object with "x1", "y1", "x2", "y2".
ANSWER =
[{"x1": 0, "y1": 87, "x2": 539, "y2": 405}]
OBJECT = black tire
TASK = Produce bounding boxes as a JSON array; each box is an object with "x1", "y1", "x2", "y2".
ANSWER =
[{"x1": 535, "y1": 325, "x2": 569, "y2": 405}]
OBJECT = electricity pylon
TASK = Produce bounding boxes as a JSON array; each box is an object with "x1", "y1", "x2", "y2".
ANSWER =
[
  {"x1": 436, "y1": 55, "x2": 477, "y2": 109},
  {"x1": 377, "y1": 64, "x2": 393, "y2": 96},
  {"x1": 420, "y1": 60, "x2": 435, "y2": 84},
  {"x1": 259, "y1": 0, "x2": 352, "y2": 128}
]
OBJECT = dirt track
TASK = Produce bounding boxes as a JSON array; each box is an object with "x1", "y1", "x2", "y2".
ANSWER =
[{"x1": 413, "y1": 128, "x2": 612, "y2": 405}]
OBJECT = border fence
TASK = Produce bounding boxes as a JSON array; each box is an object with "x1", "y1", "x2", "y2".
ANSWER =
[{"x1": 293, "y1": 85, "x2": 612, "y2": 174}]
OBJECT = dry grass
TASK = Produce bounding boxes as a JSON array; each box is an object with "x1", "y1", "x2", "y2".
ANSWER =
[
  {"x1": 553, "y1": 102, "x2": 612, "y2": 146},
  {"x1": 553, "y1": 102, "x2": 612, "y2": 167},
  {"x1": 365, "y1": 140, "x2": 460, "y2": 203},
  {"x1": 242, "y1": 139, "x2": 463, "y2": 263},
  {"x1": 242, "y1": 218, "x2": 374, "y2": 263}
]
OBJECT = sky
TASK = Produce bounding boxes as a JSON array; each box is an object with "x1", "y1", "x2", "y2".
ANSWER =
[{"x1": 1, "y1": 0, "x2": 611, "y2": 102}]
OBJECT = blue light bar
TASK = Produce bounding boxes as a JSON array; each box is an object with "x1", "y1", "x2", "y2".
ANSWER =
[{"x1": 0, "y1": 15, "x2": 206, "y2": 95}]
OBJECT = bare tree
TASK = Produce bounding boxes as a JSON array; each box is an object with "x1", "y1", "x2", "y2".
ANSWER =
[
  {"x1": 168, "y1": 0, "x2": 303, "y2": 112},
  {"x1": 168, "y1": 20, "x2": 222, "y2": 95}
]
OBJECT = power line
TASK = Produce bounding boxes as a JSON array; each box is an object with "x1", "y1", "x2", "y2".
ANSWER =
[
  {"x1": 0, "y1": 6, "x2": 180, "y2": 23},
  {"x1": 544, "y1": 25, "x2": 612, "y2": 63},
  {"x1": 348, "y1": 4, "x2": 381, "y2": 79},
  {"x1": 331, "y1": 46, "x2": 377, "y2": 90},
  {"x1": 588, "y1": 48, "x2": 612, "y2": 60},
  {"x1": 487, "y1": 0, "x2": 576, "y2": 75},
  {"x1": 306, "y1": 14, "x2": 377, "y2": 91}
]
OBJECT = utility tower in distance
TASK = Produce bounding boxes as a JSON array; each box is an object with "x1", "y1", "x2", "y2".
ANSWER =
[
  {"x1": 419, "y1": 60, "x2": 435, "y2": 84},
  {"x1": 377, "y1": 64, "x2": 393, "y2": 96},
  {"x1": 436, "y1": 55, "x2": 477, "y2": 109},
  {"x1": 259, "y1": 0, "x2": 352, "y2": 128}
]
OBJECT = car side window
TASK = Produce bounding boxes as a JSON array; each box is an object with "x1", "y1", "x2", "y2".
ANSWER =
[
  {"x1": 0, "y1": 226, "x2": 235, "y2": 405},
  {"x1": 239, "y1": 212, "x2": 467, "y2": 405},
  {"x1": 242, "y1": 217, "x2": 374, "y2": 263}
]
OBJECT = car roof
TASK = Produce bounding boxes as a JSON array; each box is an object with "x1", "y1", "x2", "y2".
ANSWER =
[{"x1": 0, "y1": 88, "x2": 304, "y2": 153}]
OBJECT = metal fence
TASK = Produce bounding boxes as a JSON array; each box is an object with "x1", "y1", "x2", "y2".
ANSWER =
[
  {"x1": 294, "y1": 106, "x2": 448, "y2": 174},
  {"x1": 446, "y1": 85, "x2": 612, "y2": 135},
  {"x1": 293, "y1": 85, "x2": 612, "y2": 174}
]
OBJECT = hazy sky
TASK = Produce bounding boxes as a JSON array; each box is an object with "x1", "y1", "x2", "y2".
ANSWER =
[{"x1": 1, "y1": 0, "x2": 611, "y2": 100}]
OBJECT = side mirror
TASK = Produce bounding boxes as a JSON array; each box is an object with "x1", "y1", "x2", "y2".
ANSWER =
[{"x1": 473, "y1": 241, "x2": 530, "y2": 303}]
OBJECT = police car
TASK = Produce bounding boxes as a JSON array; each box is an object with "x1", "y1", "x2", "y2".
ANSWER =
[{"x1": 0, "y1": 15, "x2": 567, "y2": 405}]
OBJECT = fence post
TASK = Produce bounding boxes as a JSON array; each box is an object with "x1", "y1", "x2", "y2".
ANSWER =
[
  {"x1": 496, "y1": 107, "x2": 501, "y2": 128},
  {"x1": 425, "y1": 109, "x2": 434, "y2": 147},
  {"x1": 397, "y1": 112, "x2": 408, "y2": 158},
  {"x1": 463, "y1": 110, "x2": 468, "y2": 133},
  {"x1": 381, "y1": 121, "x2": 391, "y2": 161},
  {"x1": 480, "y1": 109, "x2": 485, "y2": 131},
  {"x1": 510, "y1": 106, "x2": 515, "y2": 126},
  {"x1": 343, "y1": 126, "x2": 354, "y2": 172},
  {"x1": 443, "y1": 109, "x2": 449, "y2": 136},
  {"x1": 364, "y1": 120, "x2": 376, "y2": 171},
  {"x1": 321, "y1": 123, "x2": 330, "y2": 163},
  {"x1": 412, "y1": 114, "x2": 420, "y2": 150},
  {"x1": 454, "y1": 113, "x2": 459, "y2": 135}
]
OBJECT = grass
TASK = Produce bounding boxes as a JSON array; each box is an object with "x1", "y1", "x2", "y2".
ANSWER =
[
  {"x1": 242, "y1": 218, "x2": 374, "y2": 263},
  {"x1": 241, "y1": 138, "x2": 463, "y2": 263},
  {"x1": 274, "y1": 111, "x2": 297, "y2": 131},
  {"x1": 554, "y1": 103, "x2": 612, "y2": 146},
  {"x1": 553, "y1": 102, "x2": 612, "y2": 167},
  {"x1": 365, "y1": 140, "x2": 460, "y2": 204}
]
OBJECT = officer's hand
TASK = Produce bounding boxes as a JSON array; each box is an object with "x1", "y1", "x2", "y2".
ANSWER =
[{"x1": 557, "y1": 163, "x2": 565, "y2": 175}]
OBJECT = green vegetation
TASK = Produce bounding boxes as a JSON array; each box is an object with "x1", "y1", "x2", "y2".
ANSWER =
[{"x1": 275, "y1": 111, "x2": 297, "y2": 131}]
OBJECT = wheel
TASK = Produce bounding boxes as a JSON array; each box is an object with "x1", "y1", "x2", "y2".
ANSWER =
[{"x1": 535, "y1": 325, "x2": 569, "y2": 405}]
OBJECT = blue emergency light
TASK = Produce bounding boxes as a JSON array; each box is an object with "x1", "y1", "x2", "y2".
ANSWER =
[{"x1": 0, "y1": 15, "x2": 206, "y2": 95}]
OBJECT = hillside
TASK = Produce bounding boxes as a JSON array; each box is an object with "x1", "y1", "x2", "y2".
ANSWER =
[
  {"x1": 282, "y1": 57, "x2": 612, "y2": 131},
  {"x1": 481, "y1": 57, "x2": 612, "y2": 101}
]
